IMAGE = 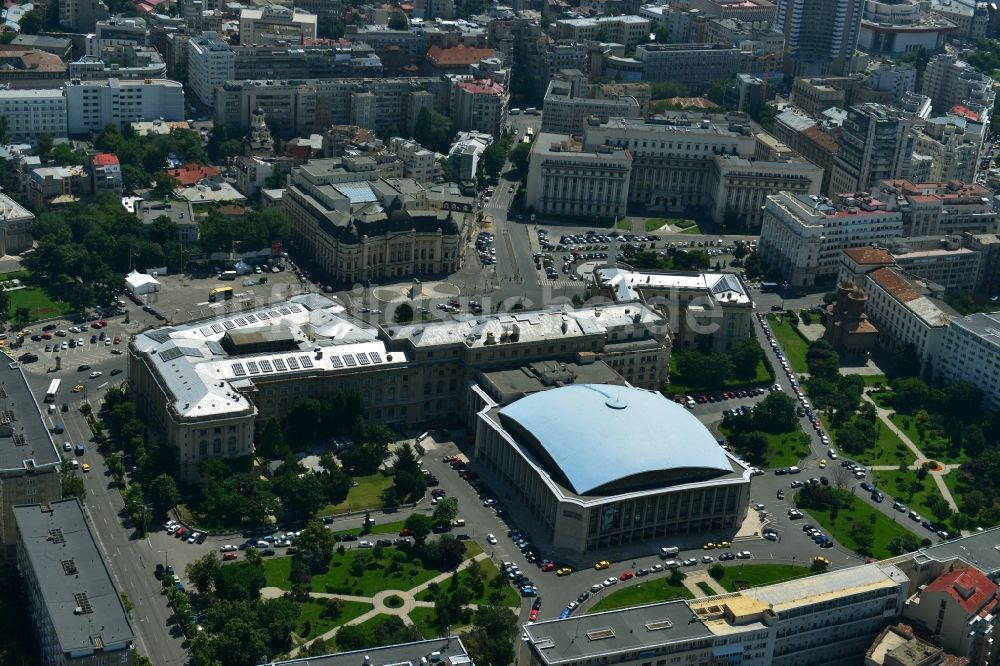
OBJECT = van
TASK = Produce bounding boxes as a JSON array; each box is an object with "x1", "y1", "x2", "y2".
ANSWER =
[
  {"x1": 452, "y1": 519, "x2": 466, "y2": 527},
  {"x1": 663, "y1": 559, "x2": 681, "y2": 569},
  {"x1": 659, "y1": 546, "x2": 679, "y2": 557},
  {"x1": 788, "y1": 466, "x2": 801, "y2": 474}
]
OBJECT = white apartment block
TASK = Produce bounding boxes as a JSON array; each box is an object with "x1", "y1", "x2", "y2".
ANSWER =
[
  {"x1": 188, "y1": 31, "x2": 235, "y2": 106},
  {"x1": 555, "y1": 15, "x2": 652, "y2": 48},
  {"x1": 541, "y1": 79, "x2": 641, "y2": 137},
  {"x1": 583, "y1": 115, "x2": 758, "y2": 211},
  {"x1": 922, "y1": 53, "x2": 996, "y2": 121},
  {"x1": 389, "y1": 137, "x2": 438, "y2": 182},
  {"x1": 0, "y1": 89, "x2": 67, "y2": 142},
  {"x1": 0, "y1": 190, "x2": 34, "y2": 255},
  {"x1": 238, "y1": 5, "x2": 317, "y2": 45},
  {"x1": 525, "y1": 132, "x2": 632, "y2": 219},
  {"x1": 863, "y1": 266, "x2": 952, "y2": 365},
  {"x1": 65, "y1": 78, "x2": 184, "y2": 135},
  {"x1": 911, "y1": 117, "x2": 980, "y2": 184},
  {"x1": 759, "y1": 192, "x2": 903, "y2": 287},
  {"x1": 937, "y1": 312, "x2": 1000, "y2": 410}
]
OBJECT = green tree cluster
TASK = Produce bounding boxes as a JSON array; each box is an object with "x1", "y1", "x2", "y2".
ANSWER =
[
  {"x1": 191, "y1": 596, "x2": 299, "y2": 666},
  {"x1": 671, "y1": 337, "x2": 768, "y2": 391},
  {"x1": 413, "y1": 108, "x2": 454, "y2": 154}
]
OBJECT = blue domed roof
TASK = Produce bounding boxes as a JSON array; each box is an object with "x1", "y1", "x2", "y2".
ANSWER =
[{"x1": 498, "y1": 384, "x2": 732, "y2": 495}]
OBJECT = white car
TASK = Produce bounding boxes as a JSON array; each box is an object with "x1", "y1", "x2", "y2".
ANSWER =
[
  {"x1": 187, "y1": 532, "x2": 200, "y2": 543},
  {"x1": 219, "y1": 544, "x2": 237, "y2": 552},
  {"x1": 590, "y1": 583, "x2": 604, "y2": 592},
  {"x1": 683, "y1": 558, "x2": 697, "y2": 566},
  {"x1": 77, "y1": 338, "x2": 83, "y2": 346},
  {"x1": 763, "y1": 532, "x2": 778, "y2": 541},
  {"x1": 61, "y1": 342, "x2": 68, "y2": 350},
  {"x1": 603, "y1": 577, "x2": 618, "y2": 587},
  {"x1": 486, "y1": 533, "x2": 497, "y2": 545},
  {"x1": 702, "y1": 555, "x2": 714, "y2": 563},
  {"x1": 89, "y1": 371, "x2": 102, "y2": 379},
  {"x1": 68, "y1": 326, "x2": 80, "y2": 333},
  {"x1": 358, "y1": 540, "x2": 373, "y2": 548},
  {"x1": 736, "y1": 551, "x2": 752, "y2": 559},
  {"x1": 63, "y1": 441, "x2": 72, "y2": 451},
  {"x1": 166, "y1": 524, "x2": 179, "y2": 534}
]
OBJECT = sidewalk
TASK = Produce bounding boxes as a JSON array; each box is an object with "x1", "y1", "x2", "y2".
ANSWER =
[
  {"x1": 282, "y1": 552, "x2": 491, "y2": 658},
  {"x1": 682, "y1": 570, "x2": 725, "y2": 598},
  {"x1": 861, "y1": 393, "x2": 963, "y2": 526}
]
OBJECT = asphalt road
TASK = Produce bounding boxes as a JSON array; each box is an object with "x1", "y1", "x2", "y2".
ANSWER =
[{"x1": 21, "y1": 323, "x2": 189, "y2": 666}]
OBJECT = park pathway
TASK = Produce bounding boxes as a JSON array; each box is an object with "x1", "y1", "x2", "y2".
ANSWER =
[
  {"x1": 681, "y1": 571, "x2": 725, "y2": 598},
  {"x1": 278, "y1": 552, "x2": 491, "y2": 658},
  {"x1": 861, "y1": 393, "x2": 963, "y2": 523}
]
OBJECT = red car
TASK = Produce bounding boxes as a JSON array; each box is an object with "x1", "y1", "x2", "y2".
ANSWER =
[
  {"x1": 222, "y1": 552, "x2": 237, "y2": 561},
  {"x1": 528, "y1": 609, "x2": 538, "y2": 621},
  {"x1": 98, "y1": 320, "x2": 108, "y2": 327},
  {"x1": 620, "y1": 570, "x2": 634, "y2": 581},
  {"x1": 90, "y1": 322, "x2": 102, "y2": 329},
  {"x1": 113, "y1": 336, "x2": 121, "y2": 344},
  {"x1": 41, "y1": 333, "x2": 52, "y2": 340},
  {"x1": 541, "y1": 562, "x2": 555, "y2": 572},
  {"x1": 399, "y1": 528, "x2": 411, "y2": 537},
  {"x1": 175, "y1": 527, "x2": 187, "y2": 538}
]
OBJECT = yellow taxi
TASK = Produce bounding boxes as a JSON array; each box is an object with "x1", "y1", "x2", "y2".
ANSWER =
[
  {"x1": 73, "y1": 384, "x2": 84, "y2": 393},
  {"x1": 819, "y1": 459, "x2": 827, "y2": 469},
  {"x1": 703, "y1": 542, "x2": 717, "y2": 549},
  {"x1": 717, "y1": 540, "x2": 731, "y2": 549},
  {"x1": 81, "y1": 463, "x2": 90, "y2": 473},
  {"x1": 18, "y1": 329, "x2": 31, "y2": 337},
  {"x1": 556, "y1": 567, "x2": 573, "y2": 576},
  {"x1": 594, "y1": 560, "x2": 610, "y2": 570},
  {"x1": 813, "y1": 556, "x2": 830, "y2": 567}
]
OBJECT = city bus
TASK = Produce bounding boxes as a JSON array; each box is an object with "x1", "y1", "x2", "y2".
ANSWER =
[
  {"x1": 209, "y1": 286, "x2": 234, "y2": 302},
  {"x1": 45, "y1": 379, "x2": 61, "y2": 402}
]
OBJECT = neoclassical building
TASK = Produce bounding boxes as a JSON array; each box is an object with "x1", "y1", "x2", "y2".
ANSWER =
[{"x1": 283, "y1": 157, "x2": 469, "y2": 284}]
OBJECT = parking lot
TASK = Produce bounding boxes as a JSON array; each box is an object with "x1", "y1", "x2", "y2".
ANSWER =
[{"x1": 531, "y1": 228, "x2": 742, "y2": 282}]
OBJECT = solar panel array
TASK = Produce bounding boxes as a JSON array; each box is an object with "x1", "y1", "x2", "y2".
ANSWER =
[
  {"x1": 299, "y1": 355, "x2": 314, "y2": 368},
  {"x1": 245, "y1": 314, "x2": 258, "y2": 323},
  {"x1": 259, "y1": 359, "x2": 273, "y2": 373},
  {"x1": 331, "y1": 356, "x2": 343, "y2": 368},
  {"x1": 343, "y1": 354, "x2": 357, "y2": 367},
  {"x1": 246, "y1": 361, "x2": 260, "y2": 374},
  {"x1": 273, "y1": 358, "x2": 286, "y2": 371},
  {"x1": 159, "y1": 347, "x2": 183, "y2": 362},
  {"x1": 232, "y1": 362, "x2": 246, "y2": 376},
  {"x1": 286, "y1": 357, "x2": 299, "y2": 370},
  {"x1": 357, "y1": 353, "x2": 370, "y2": 366}
]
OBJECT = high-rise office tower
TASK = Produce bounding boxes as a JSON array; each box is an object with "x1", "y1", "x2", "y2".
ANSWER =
[{"x1": 774, "y1": 0, "x2": 864, "y2": 76}]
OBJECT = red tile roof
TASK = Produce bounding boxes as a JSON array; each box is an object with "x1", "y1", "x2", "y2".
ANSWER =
[
  {"x1": 91, "y1": 153, "x2": 119, "y2": 167},
  {"x1": 951, "y1": 105, "x2": 980, "y2": 122},
  {"x1": 425, "y1": 44, "x2": 496, "y2": 67},
  {"x1": 167, "y1": 163, "x2": 222, "y2": 187},
  {"x1": 869, "y1": 267, "x2": 921, "y2": 303},
  {"x1": 456, "y1": 79, "x2": 505, "y2": 95},
  {"x1": 925, "y1": 568, "x2": 998, "y2": 616},
  {"x1": 843, "y1": 247, "x2": 893, "y2": 265}
]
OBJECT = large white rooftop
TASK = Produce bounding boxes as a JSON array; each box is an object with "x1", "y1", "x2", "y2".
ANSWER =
[
  {"x1": 132, "y1": 295, "x2": 405, "y2": 419},
  {"x1": 597, "y1": 267, "x2": 753, "y2": 306}
]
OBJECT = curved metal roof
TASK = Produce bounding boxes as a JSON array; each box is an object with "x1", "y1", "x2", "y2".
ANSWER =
[{"x1": 498, "y1": 384, "x2": 731, "y2": 495}]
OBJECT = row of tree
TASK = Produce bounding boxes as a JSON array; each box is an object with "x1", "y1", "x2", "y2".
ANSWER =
[{"x1": 670, "y1": 338, "x2": 769, "y2": 392}]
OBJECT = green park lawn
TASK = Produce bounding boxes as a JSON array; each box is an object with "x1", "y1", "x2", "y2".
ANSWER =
[
  {"x1": 765, "y1": 314, "x2": 810, "y2": 371},
  {"x1": 319, "y1": 473, "x2": 395, "y2": 515},
  {"x1": 262, "y1": 545, "x2": 470, "y2": 596},
  {"x1": 850, "y1": 421, "x2": 915, "y2": 467},
  {"x1": 799, "y1": 491, "x2": 915, "y2": 559},
  {"x1": 681, "y1": 224, "x2": 704, "y2": 235},
  {"x1": 762, "y1": 430, "x2": 812, "y2": 469},
  {"x1": 713, "y1": 564, "x2": 813, "y2": 592},
  {"x1": 8, "y1": 286, "x2": 70, "y2": 320},
  {"x1": 415, "y1": 559, "x2": 519, "y2": 607},
  {"x1": 588, "y1": 579, "x2": 693, "y2": 612},
  {"x1": 409, "y1": 606, "x2": 445, "y2": 638},
  {"x1": 862, "y1": 375, "x2": 888, "y2": 387},
  {"x1": 889, "y1": 413, "x2": 969, "y2": 464},
  {"x1": 293, "y1": 598, "x2": 372, "y2": 643},
  {"x1": 871, "y1": 469, "x2": 949, "y2": 521},
  {"x1": 667, "y1": 354, "x2": 773, "y2": 396},
  {"x1": 332, "y1": 520, "x2": 407, "y2": 539}
]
